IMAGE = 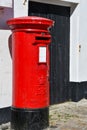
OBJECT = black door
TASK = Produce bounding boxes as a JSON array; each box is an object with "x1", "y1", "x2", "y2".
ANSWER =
[{"x1": 29, "y1": 1, "x2": 70, "y2": 105}]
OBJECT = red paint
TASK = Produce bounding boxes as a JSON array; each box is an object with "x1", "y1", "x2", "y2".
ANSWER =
[{"x1": 7, "y1": 16, "x2": 54, "y2": 109}]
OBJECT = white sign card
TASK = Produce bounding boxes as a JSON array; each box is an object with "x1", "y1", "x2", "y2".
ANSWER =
[{"x1": 39, "y1": 47, "x2": 46, "y2": 63}]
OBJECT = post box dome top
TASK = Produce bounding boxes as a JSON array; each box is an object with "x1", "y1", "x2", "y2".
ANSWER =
[{"x1": 7, "y1": 16, "x2": 54, "y2": 31}]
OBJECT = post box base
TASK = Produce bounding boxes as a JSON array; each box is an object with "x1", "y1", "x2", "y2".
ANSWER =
[{"x1": 11, "y1": 107, "x2": 49, "y2": 130}]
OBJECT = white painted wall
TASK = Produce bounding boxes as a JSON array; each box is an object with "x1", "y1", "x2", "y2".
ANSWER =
[
  {"x1": 0, "y1": 1, "x2": 13, "y2": 108},
  {"x1": 0, "y1": 0, "x2": 28, "y2": 108},
  {"x1": 0, "y1": 0, "x2": 12, "y2": 7},
  {"x1": 70, "y1": 4, "x2": 80, "y2": 82},
  {"x1": 0, "y1": 30, "x2": 12, "y2": 108},
  {"x1": 78, "y1": 0, "x2": 87, "y2": 81},
  {"x1": 13, "y1": 0, "x2": 28, "y2": 17},
  {"x1": 70, "y1": 0, "x2": 87, "y2": 82}
]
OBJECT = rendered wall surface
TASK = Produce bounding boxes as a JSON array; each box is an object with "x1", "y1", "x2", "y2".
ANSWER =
[
  {"x1": 70, "y1": 4, "x2": 80, "y2": 82},
  {"x1": 0, "y1": 0, "x2": 28, "y2": 108},
  {"x1": 78, "y1": 0, "x2": 87, "y2": 81},
  {"x1": 13, "y1": 0, "x2": 28, "y2": 17},
  {"x1": 0, "y1": 30, "x2": 12, "y2": 108},
  {"x1": 0, "y1": 0, "x2": 12, "y2": 7},
  {"x1": 0, "y1": 2, "x2": 13, "y2": 108},
  {"x1": 70, "y1": 0, "x2": 87, "y2": 82}
]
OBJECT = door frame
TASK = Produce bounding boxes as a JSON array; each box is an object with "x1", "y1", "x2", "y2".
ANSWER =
[{"x1": 29, "y1": 0, "x2": 80, "y2": 82}]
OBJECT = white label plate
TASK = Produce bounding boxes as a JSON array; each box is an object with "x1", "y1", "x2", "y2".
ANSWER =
[{"x1": 39, "y1": 47, "x2": 46, "y2": 63}]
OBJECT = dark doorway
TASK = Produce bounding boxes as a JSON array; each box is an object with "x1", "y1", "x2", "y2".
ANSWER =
[{"x1": 28, "y1": 1, "x2": 70, "y2": 105}]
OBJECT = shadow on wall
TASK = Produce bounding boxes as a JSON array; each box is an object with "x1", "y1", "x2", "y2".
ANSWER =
[
  {"x1": 0, "y1": 7, "x2": 13, "y2": 30},
  {"x1": 70, "y1": 3, "x2": 78, "y2": 16},
  {"x1": 8, "y1": 34, "x2": 12, "y2": 58}
]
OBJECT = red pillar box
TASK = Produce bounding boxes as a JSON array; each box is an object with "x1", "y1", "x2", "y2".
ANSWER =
[{"x1": 7, "y1": 16, "x2": 54, "y2": 130}]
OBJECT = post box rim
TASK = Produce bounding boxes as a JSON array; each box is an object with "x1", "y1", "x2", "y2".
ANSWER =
[{"x1": 7, "y1": 16, "x2": 54, "y2": 27}]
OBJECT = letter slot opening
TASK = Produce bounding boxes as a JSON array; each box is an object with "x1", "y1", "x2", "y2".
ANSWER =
[{"x1": 36, "y1": 37, "x2": 50, "y2": 41}]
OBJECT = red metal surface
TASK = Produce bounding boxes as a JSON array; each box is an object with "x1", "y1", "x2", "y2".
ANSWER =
[
  {"x1": 7, "y1": 16, "x2": 54, "y2": 30},
  {"x1": 7, "y1": 16, "x2": 54, "y2": 109}
]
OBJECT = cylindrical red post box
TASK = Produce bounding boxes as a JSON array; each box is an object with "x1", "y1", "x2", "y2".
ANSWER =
[{"x1": 7, "y1": 16, "x2": 54, "y2": 130}]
